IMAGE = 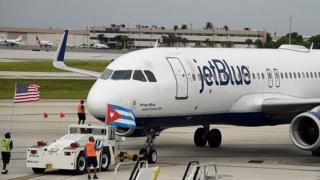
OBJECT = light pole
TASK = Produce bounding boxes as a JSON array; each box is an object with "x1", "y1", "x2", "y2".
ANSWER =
[{"x1": 289, "y1": 16, "x2": 292, "y2": 45}]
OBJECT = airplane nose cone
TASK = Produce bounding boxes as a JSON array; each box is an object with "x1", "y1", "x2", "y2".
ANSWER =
[{"x1": 87, "y1": 80, "x2": 120, "y2": 121}]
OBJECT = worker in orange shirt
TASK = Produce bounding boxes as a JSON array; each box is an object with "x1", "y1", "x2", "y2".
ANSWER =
[
  {"x1": 85, "y1": 136, "x2": 98, "y2": 179},
  {"x1": 77, "y1": 100, "x2": 86, "y2": 125}
]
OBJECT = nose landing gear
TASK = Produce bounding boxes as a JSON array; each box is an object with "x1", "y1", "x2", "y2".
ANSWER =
[
  {"x1": 194, "y1": 125, "x2": 222, "y2": 148},
  {"x1": 139, "y1": 129, "x2": 158, "y2": 164}
]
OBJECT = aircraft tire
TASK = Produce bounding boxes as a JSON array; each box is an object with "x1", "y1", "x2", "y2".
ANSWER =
[
  {"x1": 194, "y1": 128, "x2": 207, "y2": 147},
  {"x1": 207, "y1": 129, "x2": 222, "y2": 148},
  {"x1": 147, "y1": 148, "x2": 157, "y2": 164},
  {"x1": 32, "y1": 168, "x2": 46, "y2": 174}
]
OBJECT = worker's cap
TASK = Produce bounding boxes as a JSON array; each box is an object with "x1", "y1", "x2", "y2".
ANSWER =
[{"x1": 4, "y1": 132, "x2": 11, "y2": 138}]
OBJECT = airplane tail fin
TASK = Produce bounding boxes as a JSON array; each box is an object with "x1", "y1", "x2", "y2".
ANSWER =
[
  {"x1": 16, "y1": 35, "x2": 23, "y2": 42},
  {"x1": 53, "y1": 30, "x2": 101, "y2": 78}
]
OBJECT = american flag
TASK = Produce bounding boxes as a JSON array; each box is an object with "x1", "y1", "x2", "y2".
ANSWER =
[{"x1": 14, "y1": 83, "x2": 40, "y2": 103}]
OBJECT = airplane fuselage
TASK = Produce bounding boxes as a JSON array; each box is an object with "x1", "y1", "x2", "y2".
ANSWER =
[{"x1": 87, "y1": 47, "x2": 320, "y2": 128}]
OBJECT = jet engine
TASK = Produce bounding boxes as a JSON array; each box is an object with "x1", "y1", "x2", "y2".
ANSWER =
[
  {"x1": 115, "y1": 127, "x2": 149, "y2": 137},
  {"x1": 290, "y1": 112, "x2": 320, "y2": 152},
  {"x1": 115, "y1": 127, "x2": 136, "y2": 137}
]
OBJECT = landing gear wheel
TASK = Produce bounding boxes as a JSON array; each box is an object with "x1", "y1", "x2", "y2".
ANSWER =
[
  {"x1": 100, "y1": 150, "x2": 111, "y2": 172},
  {"x1": 32, "y1": 168, "x2": 46, "y2": 174},
  {"x1": 139, "y1": 148, "x2": 148, "y2": 161},
  {"x1": 75, "y1": 152, "x2": 86, "y2": 174},
  {"x1": 194, "y1": 128, "x2": 207, "y2": 147},
  {"x1": 312, "y1": 151, "x2": 320, "y2": 156},
  {"x1": 207, "y1": 129, "x2": 222, "y2": 148},
  {"x1": 147, "y1": 148, "x2": 157, "y2": 164}
]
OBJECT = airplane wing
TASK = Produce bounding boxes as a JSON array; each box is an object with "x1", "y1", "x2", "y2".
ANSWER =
[
  {"x1": 53, "y1": 30, "x2": 101, "y2": 78},
  {"x1": 230, "y1": 93, "x2": 320, "y2": 116},
  {"x1": 262, "y1": 98, "x2": 320, "y2": 115}
]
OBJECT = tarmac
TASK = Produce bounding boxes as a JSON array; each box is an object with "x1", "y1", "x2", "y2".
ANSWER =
[{"x1": 0, "y1": 99, "x2": 320, "y2": 180}]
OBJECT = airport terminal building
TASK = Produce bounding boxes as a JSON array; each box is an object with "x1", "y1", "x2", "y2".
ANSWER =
[{"x1": 0, "y1": 25, "x2": 267, "y2": 48}]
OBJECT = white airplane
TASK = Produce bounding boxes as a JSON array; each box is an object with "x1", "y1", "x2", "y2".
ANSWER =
[
  {"x1": 92, "y1": 40, "x2": 109, "y2": 49},
  {"x1": 54, "y1": 30, "x2": 320, "y2": 164},
  {"x1": 0, "y1": 35, "x2": 23, "y2": 46},
  {"x1": 36, "y1": 36, "x2": 53, "y2": 48}
]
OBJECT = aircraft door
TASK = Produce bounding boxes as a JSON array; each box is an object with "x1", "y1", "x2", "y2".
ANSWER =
[
  {"x1": 273, "y1": 68, "x2": 280, "y2": 87},
  {"x1": 266, "y1": 68, "x2": 273, "y2": 88},
  {"x1": 166, "y1": 57, "x2": 188, "y2": 99}
]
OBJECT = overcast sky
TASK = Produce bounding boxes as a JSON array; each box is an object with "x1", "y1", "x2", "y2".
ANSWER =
[{"x1": 0, "y1": 0, "x2": 319, "y2": 36}]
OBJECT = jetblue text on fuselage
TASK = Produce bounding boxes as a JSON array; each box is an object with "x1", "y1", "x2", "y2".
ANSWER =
[{"x1": 197, "y1": 59, "x2": 251, "y2": 93}]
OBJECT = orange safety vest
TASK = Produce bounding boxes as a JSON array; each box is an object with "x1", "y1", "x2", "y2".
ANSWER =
[
  {"x1": 77, "y1": 104, "x2": 84, "y2": 113},
  {"x1": 85, "y1": 141, "x2": 96, "y2": 157}
]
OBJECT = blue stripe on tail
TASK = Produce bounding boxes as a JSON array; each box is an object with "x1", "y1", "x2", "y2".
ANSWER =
[{"x1": 56, "y1": 30, "x2": 69, "y2": 61}]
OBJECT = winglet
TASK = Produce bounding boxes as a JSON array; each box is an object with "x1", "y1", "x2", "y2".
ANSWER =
[
  {"x1": 310, "y1": 43, "x2": 314, "y2": 52},
  {"x1": 52, "y1": 30, "x2": 101, "y2": 78},
  {"x1": 154, "y1": 38, "x2": 159, "y2": 48},
  {"x1": 54, "y1": 30, "x2": 68, "y2": 62}
]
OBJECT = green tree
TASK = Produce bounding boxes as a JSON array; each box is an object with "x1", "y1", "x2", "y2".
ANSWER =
[
  {"x1": 275, "y1": 32, "x2": 304, "y2": 48},
  {"x1": 223, "y1": 25, "x2": 229, "y2": 32},
  {"x1": 255, "y1": 39, "x2": 263, "y2": 48},
  {"x1": 181, "y1": 24, "x2": 188, "y2": 30},
  {"x1": 205, "y1": 38, "x2": 214, "y2": 47},
  {"x1": 308, "y1": 35, "x2": 320, "y2": 49},
  {"x1": 245, "y1": 39, "x2": 253, "y2": 48},
  {"x1": 205, "y1": 22, "x2": 214, "y2": 30},
  {"x1": 174, "y1": 25, "x2": 179, "y2": 31},
  {"x1": 182, "y1": 38, "x2": 188, "y2": 47},
  {"x1": 97, "y1": 34, "x2": 107, "y2": 43},
  {"x1": 263, "y1": 33, "x2": 275, "y2": 48}
]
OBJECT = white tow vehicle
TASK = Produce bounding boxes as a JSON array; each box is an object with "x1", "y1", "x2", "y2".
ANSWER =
[{"x1": 26, "y1": 124, "x2": 116, "y2": 174}]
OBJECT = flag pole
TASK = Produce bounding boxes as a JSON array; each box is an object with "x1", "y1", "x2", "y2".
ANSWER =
[{"x1": 10, "y1": 82, "x2": 17, "y2": 131}]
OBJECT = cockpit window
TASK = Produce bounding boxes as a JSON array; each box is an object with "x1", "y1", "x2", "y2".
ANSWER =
[
  {"x1": 144, "y1": 70, "x2": 157, "y2": 82},
  {"x1": 100, "y1": 69, "x2": 113, "y2": 80},
  {"x1": 133, "y1": 70, "x2": 147, "y2": 82},
  {"x1": 111, "y1": 70, "x2": 132, "y2": 80}
]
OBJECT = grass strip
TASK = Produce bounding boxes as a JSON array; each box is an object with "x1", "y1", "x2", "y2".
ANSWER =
[
  {"x1": 0, "y1": 60, "x2": 109, "y2": 72},
  {"x1": 0, "y1": 79, "x2": 95, "y2": 99}
]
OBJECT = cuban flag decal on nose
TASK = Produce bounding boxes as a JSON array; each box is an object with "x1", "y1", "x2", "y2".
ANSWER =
[{"x1": 106, "y1": 104, "x2": 136, "y2": 129}]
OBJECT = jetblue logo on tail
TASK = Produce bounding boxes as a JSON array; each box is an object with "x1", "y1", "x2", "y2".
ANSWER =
[{"x1": 197, "y1": 59, "x2": 251, "y2": 93}]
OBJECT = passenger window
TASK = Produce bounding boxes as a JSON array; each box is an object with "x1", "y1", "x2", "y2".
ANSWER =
[
  {"x1": 133, "y1": 70, "x2": 147, "y2": 82},
  {"x1": 111, "y1": 70, "x2": 132, "y2": 80},
  {"x1": 293, "y1": 72, "x2": 296, "y2": 79},
  {"x1": 314, "y1": 72, "x2": 317, "y2": 78},
  {"x1": 100, "y1": 69, "x2": 113, "y2": 80},
  {"x1": 298, "y1": 72, "x2": 301, "y2": 79},
  {"x1": 302, "y1": 72, "x2": 305, "y2": 79},
  {"x1": 306, "y1": 72, "x2": 309, "y2": 78},
  {"x1": 252, "y1": 73, "x2": 255, "y2": 79},
  {"x1": 280, "y1": 72, "x2": 283, "y2": 79},
  {"x1": 310, "y1": 72, "x2": 313, "y2": 78},
  {"x1": 285, "y1": 72, "x2": 288, "y2": 79},
  {"x1": 144, "y1": 70, "x2": 157, "y2": 82},
  {"x1": 261, "y1": 73, "x2": 265, "y2": 79},
  {"x1": 257, "y1": 73, "x2": 260, "y2": 79}
]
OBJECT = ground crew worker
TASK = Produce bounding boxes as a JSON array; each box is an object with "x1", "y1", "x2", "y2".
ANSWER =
[
  {"x1": 1, "y1": 132, "x2": 13, "y2": 174},
  {"x1": 77, "y1": 100, "x2": 86, "y2": 125},
  {"x1": 85, "y1": 136, "x2": 98, "y2": 179}
]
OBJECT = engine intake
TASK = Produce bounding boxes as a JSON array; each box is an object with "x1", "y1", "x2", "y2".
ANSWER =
[{"x1": 290, "y1": 112, "x2": 320, "y2": 151}]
